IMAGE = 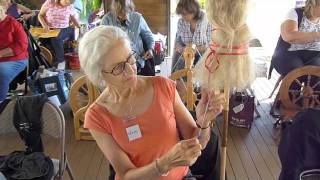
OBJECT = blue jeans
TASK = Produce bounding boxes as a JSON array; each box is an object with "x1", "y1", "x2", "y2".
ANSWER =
[
  {"x1": 272, "y1": 50, "x2": 320, "y2": 76},
  {"x1": 0, "y1": 59, "x2": 28, "y2": 101},
  {"x1": 50, "y1": 27, "x2": 75, "y2": 64}
]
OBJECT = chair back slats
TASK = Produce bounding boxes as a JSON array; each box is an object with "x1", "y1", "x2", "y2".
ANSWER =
[
  {"x1": 0, "y1": 100, "x2": 17, "y2": 134},
  {"x1": 42, "y1": 102, "x2": 63, "y2": 138},
  {"x1": 0, "y1": 100, "x2": 64, "y2": 138},
  {"x1": 0, "y1": 97, "x2": 66, "y2": 179}
]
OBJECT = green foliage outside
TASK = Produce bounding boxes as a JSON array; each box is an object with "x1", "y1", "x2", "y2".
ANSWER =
[
  {"x1": 199, "y1": 0, "x2": 206, "y2": 9},
  {"x1": 80, "y1": 0, "x2": 102, "y2": 21}
]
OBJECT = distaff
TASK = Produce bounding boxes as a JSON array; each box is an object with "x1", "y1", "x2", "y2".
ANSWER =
[{"x1": 194, "y1": 0, "x2": 254, "y2": 179}]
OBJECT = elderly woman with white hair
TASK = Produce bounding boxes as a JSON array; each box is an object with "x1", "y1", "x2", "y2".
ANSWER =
[{"x1": 79, "y1": 25, "x2": 224, "y2": 179}]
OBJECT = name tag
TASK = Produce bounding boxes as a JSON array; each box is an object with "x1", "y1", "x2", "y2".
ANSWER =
[{"x1": 126, "y1": 124, "x2": 142, "y2": 141}]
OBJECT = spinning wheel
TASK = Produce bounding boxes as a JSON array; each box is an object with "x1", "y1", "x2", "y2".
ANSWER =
[
  {"x1": 39, "y1": 45, "x2": 53, "y2": 66},
  {"x1": 69, "y1": 76, "x2": 89, "y2": 113},
  {"x1": 279, "y1": 66, "x2": 320, "y2": 119},
  {"x1": 69, "y1": 75, "x2": 100, "y2": 140},
  {"x1": 169, "y1": 44, "x2": 198, "y2": 111}
]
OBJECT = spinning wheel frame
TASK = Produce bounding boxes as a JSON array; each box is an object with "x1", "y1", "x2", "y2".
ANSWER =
[
  {"x1": 279, "y1": 66, "x2": 320, "y2": 110},
  {"x1": 39, "y1": 45, "x2": 53, "y2": 66},
  {"x1": 69, "y1": 75, "x2": 100, "y2": 140},
  {"x1": 169, "y1": 44, "x2": 198, "y2": 111},
  {"x1": 69, "y1": 75, "x2": 89, "y2": 113}
]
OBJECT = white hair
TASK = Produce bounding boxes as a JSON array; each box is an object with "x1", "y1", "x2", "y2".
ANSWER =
[{"x1": 78, "y1": 25, "x2": 129, "y2": 86}]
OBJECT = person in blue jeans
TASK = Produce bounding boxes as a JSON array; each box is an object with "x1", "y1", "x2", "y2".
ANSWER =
[
  {"x1": 101, "y1": 0, "x2": 155, "y2": 76},
  {"x1": 271, "y1": 0, "x2": 320, "y2": 76},
  {"x1": 38, "y1": 0, "x2": 80, "y2": 69},
  {"x1": 0, "y1": 3, "x2": 28, "y2": 101}
]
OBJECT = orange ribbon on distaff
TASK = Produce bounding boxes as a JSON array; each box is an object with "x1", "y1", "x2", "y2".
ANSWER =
[{"x1": 205, "y1": 42, "x2": 249, "y2": 73}]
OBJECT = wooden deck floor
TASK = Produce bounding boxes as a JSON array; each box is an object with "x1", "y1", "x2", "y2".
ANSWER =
[
  {"x1": 0, "y1": 62, "x2": 283, "y2": 180},
  {"x1": 224, "y1": 75, "x2": 282, "y2": 180}
]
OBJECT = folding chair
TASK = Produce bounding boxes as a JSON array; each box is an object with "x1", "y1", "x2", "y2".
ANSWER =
[{"x1": 0, "y1": 96, "x2": 74, "y2": 180}]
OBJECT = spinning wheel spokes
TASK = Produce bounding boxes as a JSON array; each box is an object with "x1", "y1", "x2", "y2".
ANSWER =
[
  {"x1": 280, "y1": 66, "x2": 320, "y2": 110},
  {"x1": 289, "y1": 90, "x2": 302, "y2": 104},
  {"x1": 307, "y1": 74, "x2": 311, "y2": 86},
  {"x1": 312, "y1": 79, "x2": 320, "y2": 89},
  {"x1": 293, "y1": 78, "x2": 303, "y2": 88}
]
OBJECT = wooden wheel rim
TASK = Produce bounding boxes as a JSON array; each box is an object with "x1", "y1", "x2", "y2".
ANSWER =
[
  {"x1": 69, "y1": 75, "x2": 89, "y2": 113},
  {"x1": 39, "y1": 46, "x2": 53, "y2": 66},
  {"x1": 279, "y1": 66, "x2": 320, "y2": 110}
]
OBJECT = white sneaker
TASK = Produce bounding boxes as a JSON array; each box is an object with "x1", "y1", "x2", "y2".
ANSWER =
[{"x1": 57, "y1": 61, "x2": 66, "y2": 70}]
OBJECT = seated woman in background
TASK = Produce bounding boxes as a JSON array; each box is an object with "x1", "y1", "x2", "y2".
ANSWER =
[
  {"x1": 5, "y1": 0, "x2": 35, "y2": 20},
  {"x1": 0, "y1": 3, "x2": 28, "y2": 101},
  {"x1": 38, "y1": 0, "x2": 80, "y2": 69},
  {"x1": 171, "y1": 0, "x2": 213, "y2": 73},
  {"x1": 101, "y1": 0, "x2": 155, "y2": 76},
  {"x1": 271, "y1": 0, "x2": 320, "y2": 76},
  {"x1": 79, "y1": 25, "x2": 224, "y2": 179}
]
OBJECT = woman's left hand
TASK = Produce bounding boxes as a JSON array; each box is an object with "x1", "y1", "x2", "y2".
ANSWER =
[{"x1": 195, "y1": 90, "x2": 225, "y2": 127}]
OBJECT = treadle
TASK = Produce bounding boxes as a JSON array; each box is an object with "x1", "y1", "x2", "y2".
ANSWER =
[
  {"x1": 273, "y1": 117, "x2": 293, "y2": 129},
  {"x1": 273, "y1": 119, "x2": 282, "y2": 129}
]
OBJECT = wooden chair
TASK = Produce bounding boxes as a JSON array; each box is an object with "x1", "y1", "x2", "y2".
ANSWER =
[
  {"x1": 69, "y1": 75, "x2": 100, "y2": 140},
  {"x1": 274, "y1": 66, "x2": 320, "y2": 127}
]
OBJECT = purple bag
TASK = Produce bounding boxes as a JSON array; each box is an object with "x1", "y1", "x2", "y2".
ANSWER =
[{"x1": 229, "y1": 91, "x2": 255, "y2": 129}]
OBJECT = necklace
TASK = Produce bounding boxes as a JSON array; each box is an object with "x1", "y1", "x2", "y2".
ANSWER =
[
  {"x1": 123, "y1": 96, "x2": 136, "y2": 121},
  {"x1": 122, "y1": 84, "x2": 138, "y2": 122}
]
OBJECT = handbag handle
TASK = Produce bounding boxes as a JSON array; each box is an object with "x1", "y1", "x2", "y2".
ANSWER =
[{"x1": 231, "y1": 91, "x2": 251, "y2": 105}]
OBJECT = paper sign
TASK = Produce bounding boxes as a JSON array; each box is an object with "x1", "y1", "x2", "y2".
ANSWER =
[{"x1": 233, "y1": 103, "x2": 244, "y2": 114}]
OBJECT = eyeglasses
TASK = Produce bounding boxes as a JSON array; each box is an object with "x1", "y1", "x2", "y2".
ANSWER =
[{"x1": 102, "y1": 51, "x2": 138, "y2": 76}]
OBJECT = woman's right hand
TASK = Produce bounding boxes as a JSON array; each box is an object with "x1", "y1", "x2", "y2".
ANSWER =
[
  {"x1": 175, "y1": 44, "x2": 185, "y2": 54},
  {"x1": 43, "y1": 25, "x2": 50, "y2": 32},
  {"x1": 157, "y1": 138, "x2": 202, "y2": 173}
]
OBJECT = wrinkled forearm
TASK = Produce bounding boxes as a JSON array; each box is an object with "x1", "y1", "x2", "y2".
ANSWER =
[
  {"x1": 282, "y1": 31, "x2": 320, "y2": 44},
  {"x1": 194, "y1": 122, "x2": 211, "y2": 149},
  {"x1": 120, "y1": 161, "x2": 161, "y2": 180}
]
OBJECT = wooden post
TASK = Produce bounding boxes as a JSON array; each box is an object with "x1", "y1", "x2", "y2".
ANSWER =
[
  {"x1": 183, "y1": 44, "x2": 196, "y2": 111},
  {"x1": 220, "y1": 81, "x2": 230, "y2": 180}
]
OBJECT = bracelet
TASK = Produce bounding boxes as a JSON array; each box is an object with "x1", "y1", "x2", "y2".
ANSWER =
[
  {"x1": 154, "y1": 159, "x2": 169, "y2": 176},
  {"x1": 196, "y1": 121, "x2": 210, "y2": 130}
]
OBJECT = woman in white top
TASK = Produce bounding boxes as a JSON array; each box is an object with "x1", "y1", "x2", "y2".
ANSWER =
[{"x1": 271, "y1": 0, "x2": 320, "y2": 76}]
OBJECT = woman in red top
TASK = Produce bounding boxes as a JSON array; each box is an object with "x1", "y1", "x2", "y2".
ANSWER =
[
  {"x1": 79, "y1": 25, "x2": 225, "y2": 180},
  {"x1": 0, "y1": 2, "x2": 28, "y2": 101}
]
